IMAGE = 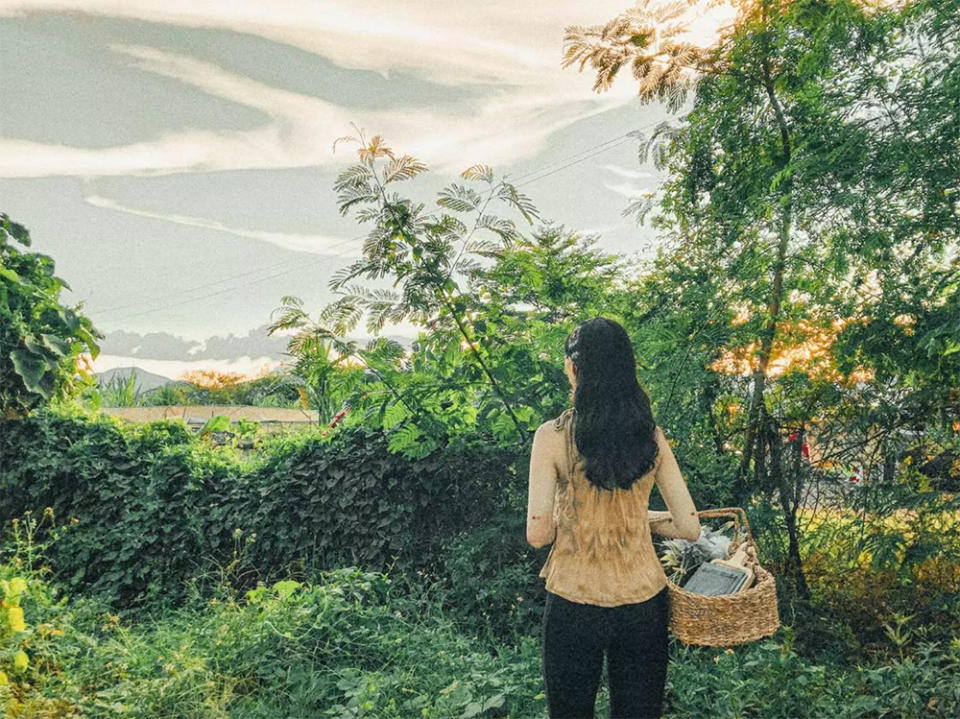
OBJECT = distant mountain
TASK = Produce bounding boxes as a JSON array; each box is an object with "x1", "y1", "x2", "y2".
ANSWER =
[{"x1": 96, "y1": 366, "x2": 188, "y2": 393}]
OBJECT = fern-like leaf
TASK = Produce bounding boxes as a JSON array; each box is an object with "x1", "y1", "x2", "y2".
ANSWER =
[
  {"x1": 622, "y1": 192, "x2": 659, "y2": 225},
  {"x1": 475, "y1": 214, "x2": 521, "y2": 245},
  {"x1": 332, "y1": 134, "x2": 360, "y2": 153},
  {"x1": 382, "y1": 401, "x2": 411, "y2": 430},
  {"x1": 334, "y1": 167, "x2": 377, "y2": 216},
  {"x1": 460, "y1": 164, "x2": 494, "y2": 183},
  {"x1": 437, "y1": 183, "x2": 484, "y2": 213},
  {"x1": 388, "y1": 421, "x2": 422, "y2": 453},
  {"x1": 328, "y1": 262, "x2": 367, "y2": 292},
  {"x1": 497, "y1": 183, "x2": 539, "y2": 224},
  {"x1": 383, "y1": 154, "x2": 428, "y2": 183}
]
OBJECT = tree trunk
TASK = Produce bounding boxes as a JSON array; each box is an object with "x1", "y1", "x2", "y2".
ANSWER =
[
  {"x1": 733, "y1": 47, "x2": 794, "y2": 508},
  {"x1": 766, "y1": 407, "x2": 810, "y2": 598}
]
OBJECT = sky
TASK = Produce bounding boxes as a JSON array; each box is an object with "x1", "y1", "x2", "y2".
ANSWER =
[{"x1": 0, "y1": 1, "x2": 735, "y2": 381}]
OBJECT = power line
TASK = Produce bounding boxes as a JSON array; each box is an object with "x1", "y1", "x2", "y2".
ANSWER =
[
  {"x1": 516, "y1": 137, "x2": 633, "y2": 188},
  {"x1": 434, "y1": 122, "x2": 664, "y2": 294},
  {"x1": 505, "y1": 133, "x2": 634, "y2": 184},
  {"x1": 97, "y1": 123, "x2": 665, "y2": 322},
  {"x1": 514, "y1": 117, "x2": 666, "y2": 188},
  {"x1": 91, "y1": 254, "x2": 310, "y2": 314},
  {"x1": 91, "y1": 231, "x2": 369, "y2": 315},
  {"x1": 108, "y1": 254, "x2": 335, "y2": 322}
]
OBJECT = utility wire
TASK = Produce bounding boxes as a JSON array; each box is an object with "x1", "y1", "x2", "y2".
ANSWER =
[
  {"x1": 92, "y1": 231, "x2": 369, "y2": 315},
  {"x1": 99, "y1": 124, "x2": 664, "y2": 321},
  {"x1": 505, "y1": 133, "x2": 633, "y2": 184},
  {"x1": 515, "y1": 117, "x2": 666, "y2": 188},
  {"x1": 92, "y1": 254, "x2": 312, "y2": 315},
  {"x1": 433, "y1": 120, "x2": 664, "y2": 297},
  {"x1": 109, "y1": 254, "x2": 334, "y2": 321},
  {"x1": 516, "y1": 137, "x2": 633, "y2": 188}
]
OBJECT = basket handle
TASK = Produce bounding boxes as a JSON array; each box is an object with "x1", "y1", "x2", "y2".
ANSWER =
[{"x1": 696, "y1": 507, "x2": 755, "y2": 554}]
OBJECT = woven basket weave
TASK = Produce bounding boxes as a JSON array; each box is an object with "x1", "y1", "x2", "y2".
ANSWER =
[{"x1": 666, "y1": 507, "x2": 780, "y2": 647}]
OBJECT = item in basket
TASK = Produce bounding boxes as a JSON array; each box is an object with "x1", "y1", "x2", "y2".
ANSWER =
[
  {"x1": 681, "y1": 561, "x2": 751, "y2": 596},
  {"x1": 656, "y1": 522, "x2": 734, "y2": 584},
  {"x1": 710, "y1": 545, "x2": 755, "y2": 591}
]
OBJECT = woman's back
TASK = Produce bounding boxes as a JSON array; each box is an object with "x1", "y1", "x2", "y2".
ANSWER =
[{"x1": 537, "y1": 407, "x2": 671, "y2": 606}]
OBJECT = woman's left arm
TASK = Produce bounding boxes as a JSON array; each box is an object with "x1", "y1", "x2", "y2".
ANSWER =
[{"x1": 526, "y1": 424, "x2": 558, "y2": 549}]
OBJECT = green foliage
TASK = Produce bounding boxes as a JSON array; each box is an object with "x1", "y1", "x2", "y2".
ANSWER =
[
  {"x1": 0, "y1": 553, "x2": 545, "y2": 718},
  {"x1": 266, "y1": 294, "x2": 365, "y2": 422},
  {"x1": 97, "y1": 367, "x2": 143, "y2": 407},
  {"x1": 622, "y1": 0, "x2": 959, "y2": 479},
  {"x1": 788, "y1": 491, "x2": 960, "y2": 652},
  {"x1": 0, "y1": 521, "x2": 958, "y2": 718},
  {"x1": 274, "y1": 158, "x2": 636, "y2": 458},
  {"x1": 0, "y1": 213, "x2": 103, "y2": 417},
  {"x1": 0, "y1": 406, "x2": 521, "y2": 611},
  {"x1": 0, "y1": 510, "x2": 83, "y2": 715},
  {"x1": 436, "y1": 513, "x2": 545, "y2": 650},
  {"x1": 292, "y1": 128, "x2": 634, "y2": 457},
  {"x1": 665, "y1": 629, "x2": 960, "y2": 719}
]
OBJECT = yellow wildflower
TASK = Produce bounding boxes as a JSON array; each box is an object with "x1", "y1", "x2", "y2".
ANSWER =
[
  {"x1": 8, "y1": 578, "x2": 26, "y2": 597},
  {"x1": 13, "y1": 650, "x2": 28, "y2": 672},
  {"x1": 8, "y1": 606, "x2": 25, "y2": 633}
]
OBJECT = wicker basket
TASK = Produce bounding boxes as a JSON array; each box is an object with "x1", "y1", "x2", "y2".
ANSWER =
[{"x1": 665, "y1": 507, "x2": 780, "y2": 647}]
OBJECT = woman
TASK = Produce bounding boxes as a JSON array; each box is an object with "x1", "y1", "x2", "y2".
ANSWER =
[{"x1": 527, "y1": 317, "x2": 700, "y2": 719}]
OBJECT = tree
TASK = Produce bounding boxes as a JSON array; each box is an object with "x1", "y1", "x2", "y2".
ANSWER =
[
  {"x1": 562, "y1": 0, "x2": 960, "y2": 597},
  {"x1": 273, "y1": 127, "x2": 636, "y2": 456},
  {"x1": 267, "y1": 295, "x2": 371, "y2": 425},
  {"x1": 0, "y1": 214, "x2": 103, "y2": 418}
]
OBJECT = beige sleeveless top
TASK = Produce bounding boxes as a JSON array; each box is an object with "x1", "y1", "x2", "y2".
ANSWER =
[{"x1": 538, "y1": 408, "x2": 670, "y2": 606}]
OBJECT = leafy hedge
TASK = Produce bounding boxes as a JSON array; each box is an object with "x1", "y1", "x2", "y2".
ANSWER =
[{"x1": 0, "y1": 407, "x2": 525, "y2": 610}]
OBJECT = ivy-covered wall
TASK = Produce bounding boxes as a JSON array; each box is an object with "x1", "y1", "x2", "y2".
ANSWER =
[{"x1": 0, "y1": 409, "x2": 526, "y2": 610}]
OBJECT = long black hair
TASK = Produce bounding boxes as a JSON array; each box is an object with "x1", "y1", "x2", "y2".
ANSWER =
[{"x1": 565, "y1": 317, "x2": 659, "y2": 491}]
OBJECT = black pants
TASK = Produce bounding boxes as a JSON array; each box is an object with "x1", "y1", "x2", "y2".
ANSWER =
[{"x1": 540, "y1": 585, "x2": 669, "y2": 719}]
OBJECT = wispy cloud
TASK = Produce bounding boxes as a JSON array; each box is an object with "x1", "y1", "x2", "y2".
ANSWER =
[
  {"x1": 603, "y1": 164, "x2": 656, "y2": 180},
  {"x1": 0, "y1": 1, "x2": 652, "y2": 178},
  {"x1": 84, "y1": 193, "x2": 361, "y2": 257},
  {"x1": 0, "y1": 1, "x2": 644, "y2": 85},
  {"x1": 2, "y1": 1, "x2": 734, "y2": 80},
  {"x1": 604, "y1": 182, "x2": 654, "y2": 199}
]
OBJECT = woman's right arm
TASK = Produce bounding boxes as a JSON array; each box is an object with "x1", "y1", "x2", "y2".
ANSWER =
[{"x1": 649, "y1": 428, "x2": 701, "y2": 541}]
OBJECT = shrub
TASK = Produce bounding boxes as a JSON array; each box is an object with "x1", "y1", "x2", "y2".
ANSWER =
[
  {"x1": 435, "y1": 511, "x2": 546, "y2": 650},
  {"x1": 0, "y1": 406, "x2": 523, "y2": 612},
  {"x1": 0, "y1": 213, "x2": 102, "y2": 418}
]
